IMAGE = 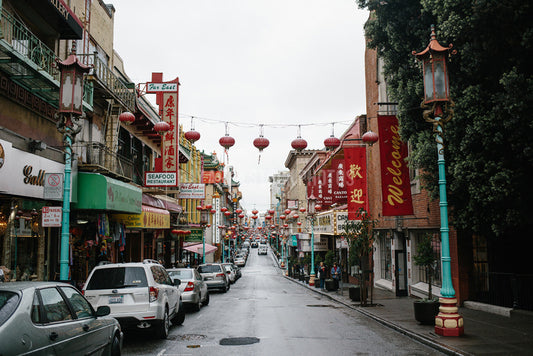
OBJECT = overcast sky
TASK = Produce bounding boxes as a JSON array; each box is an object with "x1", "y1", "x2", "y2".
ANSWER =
[{"x1": 110, "y1": 0, "x2": 369, "y2": 213}]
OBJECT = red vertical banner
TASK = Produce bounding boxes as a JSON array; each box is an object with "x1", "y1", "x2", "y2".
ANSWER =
[
  {"x1": 331, "y1": 159, "x2": 347, "y2": 204},
  {"x1": 378, "y1": 115, "x2": 414, "y2": 216},
  {"x1": 344, "y1": 146, "x2": 368, "y2": 220},
  {"x1": 162, "y1": 92, "x2": 178, "y2": 175}
]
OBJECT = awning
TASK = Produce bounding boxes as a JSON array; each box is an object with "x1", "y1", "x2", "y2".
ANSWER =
[
  {"x1": 75, "y1": 173, "x2": 142, "y2": 213},
  {"x1": 142, "y1": 194, "x2": 166, "y2": 209},
  {"x1": 155, "y1": 195, "x2": 183, "y2": 213},
  {"x1": 183, "y1": 243, "x2": 218, "y2": 256}
]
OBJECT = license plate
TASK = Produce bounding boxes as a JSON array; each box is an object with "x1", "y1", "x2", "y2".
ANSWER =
[
  {"x1": 204, "y1": 277, "x2": 212, "y2": 281},
  {"x1": 109, "y1": 295, "x2": 123, "y2": 304}
]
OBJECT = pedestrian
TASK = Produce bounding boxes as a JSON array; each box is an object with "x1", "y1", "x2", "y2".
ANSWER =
[
  {"x1": 331, "y1": 262, "x2": 341, "y2": 290},
  {"x1": 318, "y1": 262, "x2": 327, "y2": 290}
]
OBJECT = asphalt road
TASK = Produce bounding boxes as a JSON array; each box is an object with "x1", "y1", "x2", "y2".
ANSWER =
[{"x1": 122, "y1": 247, "x2": 444, "y2": 356}]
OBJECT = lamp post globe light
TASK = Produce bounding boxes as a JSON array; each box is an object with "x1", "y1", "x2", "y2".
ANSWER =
[
  {"x1": 56, "y1": 43, "x2": 91, "y2": 281},
  {"x1": 307, "y1": 194, "x2": 317, "y2": 286},
  {"x1": 413, "y1": 25, "x2": 463, "y2": 337}
]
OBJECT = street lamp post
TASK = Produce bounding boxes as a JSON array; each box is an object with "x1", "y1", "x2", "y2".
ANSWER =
[
  {"x1": 307, "y1": 194, "x2": 317, "y2": 286},
  {"x1": 414, "y1": 25, "x2": 463, "y2": 337},
  {"x1": 198, "y1": 205, "x2": 211, "y2": 264},
  {"x1": 55, "y1": 43, "x2": 91, "y2": 281}
]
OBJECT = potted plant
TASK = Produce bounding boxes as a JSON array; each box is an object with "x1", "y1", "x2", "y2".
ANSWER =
[{"x1": 412, "y1": 233, "x2": 440, "y2": 324}]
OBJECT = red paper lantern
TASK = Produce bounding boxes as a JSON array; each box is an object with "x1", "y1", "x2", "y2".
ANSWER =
[
  {"x1": 236, "y1": 209, "x2": 243, "y2": 214},
  {"x1": 252, "y1": 215, "x2": 258, "y2": 220},
  {"x1": 210, "y1": 209, "x2": 216, "y2": 214},
  {"x1": 221, "y1": 207, "x2": 228, "y2": 212},
  {"x1": 297, "y1": 222, "x2": 302, "y2": 226},
  {"x1": 299, "y1": 207, "x2": 306, "y2": 213},
  {"x1": 253, "y1": 136, "x2": 269, "y2": 151},
  {"x1": 239, "y1": 214, "x2": 245, "y2": 218},
  {"x1": 324, "y1": 135, "x2": 341, "y2": 150},
  {"x1": 279, "y1": 215, "x2": 286, "y2": 220},
  {"x1": 362, "y1": 130, "x2": 379, "y2": 146},
  {"x1": 268, "y1": 209, "x2": 275, "y2": 215},
  {"x1": 265, "y1": 215, "x2": 272, "y2": 220},
  {"x1": 283, "y1": 224, "x2": 288, "y2": 228},
  {"x1": 205, "y1": 204, "x2": 213, "y2": 210},
  {"x1": 284, "y1": 209, "x2": 291, "y2": 215},
  {"x1": 252, "y1": 209, "x2": 258, "y2": 215},
  {"x1": 119, "y1": 111, "x2": 135, "y2": 125},
  {"x1": 154, "y1": 121, "x2": 170, "y2": 136},
  {"x1": 292, "y1": 214, "x2": 299, "y2": 219},
  {"x1": 207, "y1": 224, "x2": 211, "y2": 228},
  {"x1": 291, "y1": 137, "x2": 307, "y2": 151},
  {"x1": 185, "y1": 129, "x2": 200, "y2": 143},
  {"x1": 224, "y1": 211, "x2": 231, "y2": 216},
  {"x1": 196, "y1": 205, "x2": 203, "y2": 211},
  {"x1": 315, "y1": 204, "x2": 322, "y2": 211},
  {"x1": 219, "y1": 135, "x2": 235, "y2": 149},
  {"x1": 257, "y1": 226, "x2": 262, "y2": 230}
]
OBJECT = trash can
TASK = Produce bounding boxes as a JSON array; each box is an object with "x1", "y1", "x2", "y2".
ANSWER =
[{"x1": 325, "y1": 279, "x2": 336, "y2": 291}]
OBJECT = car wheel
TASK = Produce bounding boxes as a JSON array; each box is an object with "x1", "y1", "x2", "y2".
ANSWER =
[
  {"x1": 193, "y1": 295, "x2": 201, "y2": 312},
  {"x1": 171, "y1": 300, "x2": 186, "y2": 326},
  {"x1": 111, "y1": 333, "x2": 121, "y2": 356},
  {"x1": 155, "y1": 308, "x2": 169, "y2": 339},
  {"x1": 203, "y1": 292, "x2": 210, "y2": 306}
]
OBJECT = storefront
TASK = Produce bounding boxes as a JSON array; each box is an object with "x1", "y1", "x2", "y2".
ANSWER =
[{"x1": 0, "y1": 138, "x2": 66, "y2": 282}]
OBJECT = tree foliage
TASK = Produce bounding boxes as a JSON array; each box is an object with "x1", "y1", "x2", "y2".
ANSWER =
[{"x1": 356, "y1": 0, "x2": 533, "y2": 237}]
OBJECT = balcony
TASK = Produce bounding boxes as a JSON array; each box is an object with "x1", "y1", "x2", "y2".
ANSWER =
[{"x1": 74, "y1": 141, "x2": 134, "y2": 182}]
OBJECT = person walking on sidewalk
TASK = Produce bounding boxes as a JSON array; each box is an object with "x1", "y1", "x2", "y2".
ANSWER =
[
  {"x1": 318, "y1": 262, "x2": 327, "y2": 290},
  {"x1": 331, "y1": 262, "x2": 341, "y2": 290}
]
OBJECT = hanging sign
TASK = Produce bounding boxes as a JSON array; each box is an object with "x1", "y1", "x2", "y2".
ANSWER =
[
  {"x1": 344, "y1": 146, "x2": 368, "y2": 220},
  {"x1": 42, "y1": 206, "x2": 62, "y2": 227},
  {"x1": 378, "y1": 115, "x2": 414, "y2": 216}
]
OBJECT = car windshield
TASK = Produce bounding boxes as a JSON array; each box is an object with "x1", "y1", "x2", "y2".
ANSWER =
[
  {"x1": 198, "y1": 265, "x2": 221, "y2": 273},
  {"x1": 85, "y1": 267, "x2": 148, "y2": 290},
  {"x1": 0, "y1": 291, "x2": 20, "y2": 326},
  {"x1": 168, "y1": 270, "x2": 193, "y2": 279}
]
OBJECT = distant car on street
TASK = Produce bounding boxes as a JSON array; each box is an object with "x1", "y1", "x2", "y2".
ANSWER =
[
  {"x1": 251, "y1": 241, "x2": 258, "y2": 248},
  {"x1": 0, "y1": 281, "x2": 122, "y2": 355},
  {"x1": 235, "y1": 256, "x2": 246, "y2": 267},
  {"x1": 221, "y1": 263, "x2": 237, "y2": 284},
  {"x1": 258, "y1": 244, "x2": 268, "y2": 255},
  {"x1": 167, "y1": 268, "x2": 209, "y2": 311}
]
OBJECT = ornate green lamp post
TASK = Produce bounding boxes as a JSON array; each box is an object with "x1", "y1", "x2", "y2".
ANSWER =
[
  {"x1": 413, "y1": 25, "x2": 463, "y2": 336},
  {"x1": 56, "y1": 43, "x2": 90, "y2": 281}
]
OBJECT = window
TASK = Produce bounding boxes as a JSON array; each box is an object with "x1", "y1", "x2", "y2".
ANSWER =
[
  {"x1": 0, "y1": 291, "x2": 20, "y2": 326},
  {"x1": 378, "y1": 231, "x2": 392, "y2": 280},
  {"x1": 40, "y1": 288, "x2": 72, "y2": 323},
  {"x1": 415, "y1": 231, "x2": 442, "y2": 287},
  {"x1": 86, "y1": 267, "x2": 148, "y2": 290},
  {"x1": 61, "y1": 287, "x2": 93, "y2": 319}
]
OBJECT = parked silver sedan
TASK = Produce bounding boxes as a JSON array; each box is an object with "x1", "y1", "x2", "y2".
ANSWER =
[
  {"x1": 0, "y1": 281, "x2": 122, "y2": 356},
  {"x1": 167, "y1": 268, "x2": 209, "y2": 311}
]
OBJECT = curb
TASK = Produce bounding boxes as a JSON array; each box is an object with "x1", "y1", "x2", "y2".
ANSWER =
[{"x1": 281, "y1": 273, "x2": 470, "y2": 356}]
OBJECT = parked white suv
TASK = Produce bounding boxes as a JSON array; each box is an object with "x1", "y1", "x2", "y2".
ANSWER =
[{"x1": 83, "y1": 259, "x2": 184, "y2": 339}]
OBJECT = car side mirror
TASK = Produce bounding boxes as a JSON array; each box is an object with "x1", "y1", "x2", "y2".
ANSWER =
[
  {"x1": 96, "y1": 305, "x2": 110, "y2": 317},
  {"x1": 173, "y1": 278, "x2": 181, "y2": 286}
]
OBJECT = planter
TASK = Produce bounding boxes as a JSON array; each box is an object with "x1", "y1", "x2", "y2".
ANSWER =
[
  {"x1": 413, "y1": 300, "x2": 440, "y2": 325},
  {"x1": 349, "y1": 286, "x2": 368, "y2": 301},
  {"x1": 325, "y1": 279, "x2": 336, "y2": 291}
]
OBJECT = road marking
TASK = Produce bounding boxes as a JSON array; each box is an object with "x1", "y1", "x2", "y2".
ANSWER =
[{"x1": 156, "y1": 349, "x2": 166, "y2": 356}]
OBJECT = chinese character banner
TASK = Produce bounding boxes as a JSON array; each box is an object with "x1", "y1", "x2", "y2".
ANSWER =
[{"x1": 344, "y1": 146, "x2": 368, "y2": 220}]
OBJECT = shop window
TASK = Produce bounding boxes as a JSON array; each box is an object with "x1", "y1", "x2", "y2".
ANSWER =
[
  {"x1": 379, "y1": 231, "x2": 392, "y2": 280},
  {"x1": 415, "y1": 231, "x2": 442, "y2": 287}
]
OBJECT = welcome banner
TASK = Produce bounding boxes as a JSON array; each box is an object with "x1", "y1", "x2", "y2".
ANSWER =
[
  {"x1": 344, "y1": 146, "x2": 368, "y2": 220},
  {"x1": 378, "y1": 115, "x2": 414, "y2": 216}
]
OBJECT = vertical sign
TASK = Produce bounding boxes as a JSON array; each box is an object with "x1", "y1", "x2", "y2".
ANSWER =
[
  {"x1": 344, "y1": 146, "x2": 368, "y2": 220},
  {"x1": 213, "y1": 196, "x2": 220, "y2": 243},
  {"x1": 162, "y1": 92, "x2": 178, "y2": 176},
  {"x1": 331, "y1": 159, "x2": 347, "y2": 204},
  {"x1": 378, "y1": 115, "x2": 414, "y2": 216}
]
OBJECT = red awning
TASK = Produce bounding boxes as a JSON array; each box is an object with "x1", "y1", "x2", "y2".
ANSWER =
[{"x1": 183, "y1": 243, "x2": 217, "y2": 256}]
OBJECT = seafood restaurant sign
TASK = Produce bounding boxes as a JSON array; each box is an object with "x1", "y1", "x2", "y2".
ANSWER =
[{"x1": 143, "y1": 73, "x2": 180, "y2": 187}]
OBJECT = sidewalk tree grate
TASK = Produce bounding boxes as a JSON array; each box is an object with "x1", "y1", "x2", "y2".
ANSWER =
[{"x1": 220, "y1": 337, "x2": 260, "y2": 346}]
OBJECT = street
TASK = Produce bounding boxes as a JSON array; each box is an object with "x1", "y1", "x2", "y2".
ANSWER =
[{"x1": 122, "y1": 247, "x2": 444, "y2": 356}]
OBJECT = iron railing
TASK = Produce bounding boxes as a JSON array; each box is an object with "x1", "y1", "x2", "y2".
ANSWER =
[
  {"x1": 1, "y1": 9, "x2": 58, "y2": 78},
  {"x1": 471, "y1": 271, "x2": 533, "y2": 311},
  {"x1": 77, "y1": 53, "x2": 135, "y2": 112},
  {"x1": 73, "y1": 141, "x2": 134, "y2": 180}
]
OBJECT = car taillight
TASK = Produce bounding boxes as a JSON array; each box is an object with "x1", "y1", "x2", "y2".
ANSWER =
[
  {"x1": 81, "y1": 290, "x2": 85, "y2": 296},
  {"x1": 184, "y1": 282, "x2": 195, "y2": 292},
  {"x1": 216, "y1": 273, "x2": 225, "y2": 278},
  {"x1": 149, "y1": 286, "x2": 159, "y2": 302}
]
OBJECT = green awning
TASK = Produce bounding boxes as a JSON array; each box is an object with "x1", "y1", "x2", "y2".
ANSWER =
[{"x1": 74, "y1": 173, "x2": 142, "y2": 213}]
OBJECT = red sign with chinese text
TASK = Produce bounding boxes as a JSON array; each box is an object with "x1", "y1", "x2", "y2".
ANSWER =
[
  {"x1": 378, "y1": 115, "x2": 414, "y2": 216},
  {"x1": 331, "y1": 159, "x2": 347, "y2": 204},
  {"x1": 344, "y1": 146, "x2": 368, "y2": 220},
  {"x1": 202, "y1": 170, "x2": 224, "y2": 184}
]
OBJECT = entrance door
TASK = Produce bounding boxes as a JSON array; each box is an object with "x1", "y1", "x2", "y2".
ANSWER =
[{"x1": 395, "y1": 250, "x2": 408, "y2": 296}]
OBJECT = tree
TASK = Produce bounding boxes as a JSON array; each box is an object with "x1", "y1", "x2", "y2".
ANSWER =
[
  {"x1": 356, "y1": 0, "x2": 533, "y2": 239},
  {"x1": 412, "y1": 233, "x2": 438, "y2": 300},
  {"x1": 344, "y1": 209, "x2": 376, "y2": 306}
]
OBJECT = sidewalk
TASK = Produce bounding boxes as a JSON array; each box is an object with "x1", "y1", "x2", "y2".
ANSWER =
[{"x1": 282, "y1": 272, "x2": 533, "y2": 355}]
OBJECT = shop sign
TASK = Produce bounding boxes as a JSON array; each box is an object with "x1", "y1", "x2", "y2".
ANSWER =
[
  {"x1": 334, "y1": 211, "x2": 349, "y2": 235},
  {"x1": 202, "y1": 170, "x2": 223, "y2": 184},
  {"x1": 42, "y1": 206, "x2": 62, "y2": 227},
  {"x1": 146, "y1": 82, "x2": 178, "y2": 92},
  {"x1": 314, "y1": 212, "x2": 333, "y2": 234},
  {"x1": 178, "y1": 183, "x2": 205, "y2": 199},
  {"x1": 113, "y1": 205, "x2": 169, "y2": 229},
  {"x1": 185, "y1": 228, "x2": 203, "y2": 242},
  {"x1": 0, "y1": 139, "x2": 68, "y2": 200},
  {"x1": 145, "y1": 172, "x2": 177, "y2": 186}
]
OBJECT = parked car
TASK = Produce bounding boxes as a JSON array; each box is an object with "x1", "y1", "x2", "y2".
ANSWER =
[
  {"x1": 197, "y1": 264, "x2": 229, "y2": 292},
  {"x1": 167, "y1": 268, "x2": 209, "y2": 311},
  {"x1": 0, "y1": 281, "x2": 122, "y2": 355},
  {"x1": 221, "y1": 263, "x2": 237, "y2": 284},
  {"x1": 251, "y1": 241, "x2": 258, "y2": 248},
  {"x1": 258, "y1": 244, "x2": 268, "y2": 255},
  {"x1": 83, "y1": 259, "x2": 184, "y2": 339},
  {"x1": 234, "y1": 256, "x2": 246, "y2": 267}
]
